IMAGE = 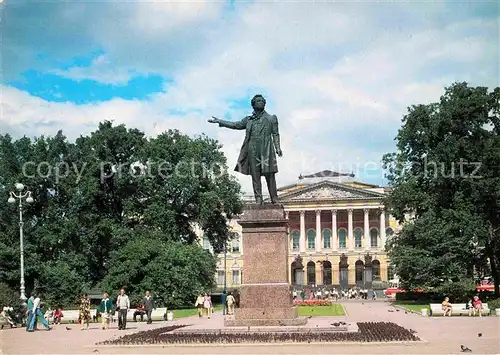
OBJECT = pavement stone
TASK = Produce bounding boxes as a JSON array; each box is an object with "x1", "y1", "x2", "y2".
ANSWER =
[{"x1": 1, "y1": 300, "x2": 499, "y2": 354}]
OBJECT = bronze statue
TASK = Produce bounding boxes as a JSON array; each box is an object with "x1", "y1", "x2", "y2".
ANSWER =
[{"x1": 208, "y1": 94, "x2": 282, "y2": 204}]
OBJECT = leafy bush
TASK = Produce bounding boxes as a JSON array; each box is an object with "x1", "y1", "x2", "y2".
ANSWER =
[
  {"x1": 434, "y1": 280, "x2": 477, "y2": 302},
  {"x1": 395, "y1": 291, "x2": 444, "y2": 303},
  {"x1": 487, "y1": 298, "x2": 500, "y2": 310}
]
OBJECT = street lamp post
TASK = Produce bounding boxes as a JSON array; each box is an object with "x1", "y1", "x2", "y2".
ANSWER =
[
  {"x1": 224, "y1": 240, "x2": 227, "y2": 294},
  {"x1": 7, "y1": 183, "x2": 34, "y2": 304}
]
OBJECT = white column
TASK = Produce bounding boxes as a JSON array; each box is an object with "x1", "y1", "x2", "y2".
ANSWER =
[
  {"x1": 315, "y1": 210, "x2": 322, "y2": 252},
  {"x1": 299, "y1": 210, "x2": 306, "y2": 253},
  {"x1": 331, "y1": 209, "x2": 337, "y2": 251},
  {"x1": 285, "y1": 211, "x2": 290, "y2": 251},
  {"x1": 347, "y1": 209, "x2": 353, "y2": 250},
  {"x1": 364, "y1": 208, "x2": 370, "y2": 250},
  {"x1": 380, "y1": 208, "x2": 386, "y2": 250}
]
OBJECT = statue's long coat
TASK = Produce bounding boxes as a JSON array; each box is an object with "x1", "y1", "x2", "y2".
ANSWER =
[{"x1": 218, "y1": 111, "x2": 281, "y2": 175}]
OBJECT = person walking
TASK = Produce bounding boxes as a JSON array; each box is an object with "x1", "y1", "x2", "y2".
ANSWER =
[
  {"x1": 203, "y1": 293, "x2": 212, "y2": 319},
  {"x1": 26, "y1": 294, "x2": 36, "y2": 331},
  {"x1": 142, "y1": 290, "x2": 155, "y2": 324},
  {"x1": 27, "y1": 296, "x2": 51, "y2": 332},
  {"x1": 79, "y1": 293, "x2": 91, "y2": 330},
  {"x1": 195, "y1": 294, "x2": 204, "y2": 318},
  {"x1": 98, "y1": 292, "x2": 114, "y2": 330},
  {"x1": 221, "y1": 291, "x2": 227, "y2": 315},
  {"x1": 116, "y1": 288, "x2": 130, "y2": 330},
  {"x1": 226, "y1": 292, "x2": 236, "y2": 315}
]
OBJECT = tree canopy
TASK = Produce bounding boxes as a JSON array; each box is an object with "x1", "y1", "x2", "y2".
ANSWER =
[
  {"x1": 0, "y1": 121, "x2": 243, "y2": 308},
  {"x1": 383, "y1": 82, "x2": 500, "y2": 296}
]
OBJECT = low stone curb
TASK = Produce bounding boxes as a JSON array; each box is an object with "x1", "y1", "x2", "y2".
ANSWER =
[
  {"x1": 392, "y1": 304, "x2": 424, "y2": 315},
  {"x1": 88, "y1": 340, "x2": 428, "y2": 348}
]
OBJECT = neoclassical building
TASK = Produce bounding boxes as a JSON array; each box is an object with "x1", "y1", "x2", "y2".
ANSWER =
[{"x1": 202, "y1": 171, "x2": 400, "y2": 291}]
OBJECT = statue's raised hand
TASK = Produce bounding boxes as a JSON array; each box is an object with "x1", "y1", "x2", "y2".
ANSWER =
[{"x1": 208, "y1": 116, "x2": 220, "y2": 124}]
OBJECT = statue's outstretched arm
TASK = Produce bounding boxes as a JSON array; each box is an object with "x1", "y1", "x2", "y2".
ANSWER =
[{"x1": 209, "y1": 116, "x2": 248, "y2": 130}]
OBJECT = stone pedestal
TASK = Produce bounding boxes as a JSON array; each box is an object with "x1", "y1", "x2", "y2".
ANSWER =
[{"x1": 225, "y1": 204, "x2": 307, "y2": 327}]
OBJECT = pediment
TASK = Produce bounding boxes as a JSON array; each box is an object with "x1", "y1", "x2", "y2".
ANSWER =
[{"x1": 278, "y1": 181, "x2": 384, "y2": 202}]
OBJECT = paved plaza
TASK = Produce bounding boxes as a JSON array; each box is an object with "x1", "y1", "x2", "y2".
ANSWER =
[{"x1": 2, "y1": 301, "x2": 499, "y2": 354}]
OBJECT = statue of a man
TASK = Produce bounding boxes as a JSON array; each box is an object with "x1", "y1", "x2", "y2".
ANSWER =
[{"x1": 208, "y1": 94, "x2": 283, "y2": 204}]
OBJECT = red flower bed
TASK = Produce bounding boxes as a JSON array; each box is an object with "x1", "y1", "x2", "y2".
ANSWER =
[{"x1": 294, "y1": 299, "x2": 331, "y2": 306}]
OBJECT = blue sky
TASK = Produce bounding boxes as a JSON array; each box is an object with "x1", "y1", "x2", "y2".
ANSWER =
[{"x1": 1, "y1": 0, "x2": 498, "y2": 193}]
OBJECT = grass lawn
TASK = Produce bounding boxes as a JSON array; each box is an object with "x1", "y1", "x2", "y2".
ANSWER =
[
  {"x1": 395, "y1": 301, "x2": 429, "y2": 313},
  {"x1": 297, "y1": 304, "x2": 346, "y2": 317},
  {"x1": 171, "y1": 305, "x2": 223, "y2": 319}
]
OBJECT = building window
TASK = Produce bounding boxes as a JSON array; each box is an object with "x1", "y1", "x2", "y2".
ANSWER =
[
  {"x1": 232, "y1": 270, "x2": 240, "y2": 285},
  {"x1": 217, "y1": 270, "x2": 225, "y2": 285},
  {"x1": 370, "y1": 228, "x2": 379, "y2": 248},
  {"x1": 387, "y1": 263, "x2": 395, "y2": 281},
  {"x1": 322, "y1": 261, "x2": 332, "y2": 285},
  {"x1": 231, "y1": 236, "x2": 240, "y2": 253},
  {"x1": 355, "y1": 260, "x2": 364, "y2": 282},
  {"x1": 307, "y1": 229, "x2": 315, "y2": 249},
  {"x1": 354, "y1": 228, "x2": 363, "y2": 248},
  {"x1": 323, "y1": 229, "x2": 331, "y2": 249},
  {"x1": 338, "y1": 228, "x2": 347, "y2": 249},
  {"x1": 203, "y1": 236, "x2": 212, "y2": 251},
  {"x1": 307, "y1": 261, "x2": 316, "y2": 285},
  {"x1": 291, "y1": 230, "x2": 300, "y2": 250},
  {"x1": 372, "y1": 260, "x2": 381, "y2": 280}
]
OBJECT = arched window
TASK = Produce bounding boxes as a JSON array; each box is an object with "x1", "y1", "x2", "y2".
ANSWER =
[
  {"x1": 231, "y1": 235, "x2": 240, "y2": 253},
  {"x1": 203, "y1": 235, "x2": 212, "y2": 252},
  {"x1": 338, "y1": 228, "x2": 347, "y2": 249},
  {"x1": 372, "y1": 259, "x2": 381, "y2": 280},
  {"x1": 307, "y1": 229, "x2": 315, "y2": 249},
  {"x1": 354, "y1": 228, "x2": 363, "y2": 248},
  {"x1": 355, "y1": 260, "x2": 364, "y2": 283},
  {"x1": 370, "y1": 228, "x2": 379, "y2": 248},
  {"x1": 387, "y1": 263, "x2": 395, "y2": 281},
  {"x1": 323, "y1": 229, "x2": 331, "y2": 249},
  {"x1": 322, "y1": 261, "x2": 332, "y2": 285},
  {"x1": 291, "y1": 230, "x2": 300, "y2": 251},
  {"x1": 291, "y1": 261, "x2": 304, "y2": 285},
  {"x1": 307, "y1": 261, "x2": 316, "y2": 285}
]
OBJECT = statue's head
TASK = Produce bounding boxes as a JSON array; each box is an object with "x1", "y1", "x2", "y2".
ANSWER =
[{"x1": 251, "y1": 94, "x2": 266, "y2": 110}]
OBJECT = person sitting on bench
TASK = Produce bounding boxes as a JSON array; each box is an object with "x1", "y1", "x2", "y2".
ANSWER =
[
  {"x1": 441, "y1": 297, "x2": 452, "y2": 316},
  {"x1": 133, "y1": 305, "x2": 146, "y2": 322}
]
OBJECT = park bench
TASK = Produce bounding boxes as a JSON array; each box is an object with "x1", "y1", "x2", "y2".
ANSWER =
[
  {"x1": 429, "y1": 303, "x2": 490, "y2": 316},
  {"x1": 57, "y1": 310, "x2": 80, "y2": 323},
  {"x1": 124, "y1": 307, "x2": 168, "y2": 321}
]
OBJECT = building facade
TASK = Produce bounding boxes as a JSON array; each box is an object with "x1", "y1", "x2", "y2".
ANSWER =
[{"x1": 203, "y1": 171, "x2": 400, "y2": 291}]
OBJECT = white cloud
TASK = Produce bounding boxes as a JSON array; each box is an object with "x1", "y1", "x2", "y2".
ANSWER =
[
  {"x1": 2, "y1": 2, "x2": 499, "y2": 195},
  {"x1": 52, "y1": 55, "x2": 134, "y2": 85}
]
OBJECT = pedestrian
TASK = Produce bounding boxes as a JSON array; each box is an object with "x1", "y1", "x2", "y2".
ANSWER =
[
  {"x1": 142, "y1": 290, "x2": 155, "y2": 324},
  {"x1": 26, "y1": 294, "x2": 36, "y2": 331},
  {"x1": 116, "y1": 288, "x2": 130, "y2": 330},
  {"x1": 98, "y1": 292, "x2": 114, "y2": 330},
  {"x1": 195, "y1": 294, "x2": 204, "y2": 318},
  {"x1": 203, "y1": 293, "x2": 212, "y2": 319},
  {"x1": 79, "y1": 293, "x2": 91, "y2": 330},
  {"x1": 27, "y1": 296, "x2": 51, "y2": 332},
  {"x1": 221, "y1": 291, "x2": 227, "y2": 315},
  {"x1": 226, "y1": 292, "x2": 236, "y2": 315}
]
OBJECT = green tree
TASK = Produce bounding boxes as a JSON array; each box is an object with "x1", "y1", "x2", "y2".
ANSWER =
[
  {"x1": 383, "y1": 82, "x2": 500, "y2": 296},
  {"x1": 0, "y1": 121, "x2": 243, "y2": 307},
  {"x1": 101, "y1": 231, "x2": 216, "y2": 308}
]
